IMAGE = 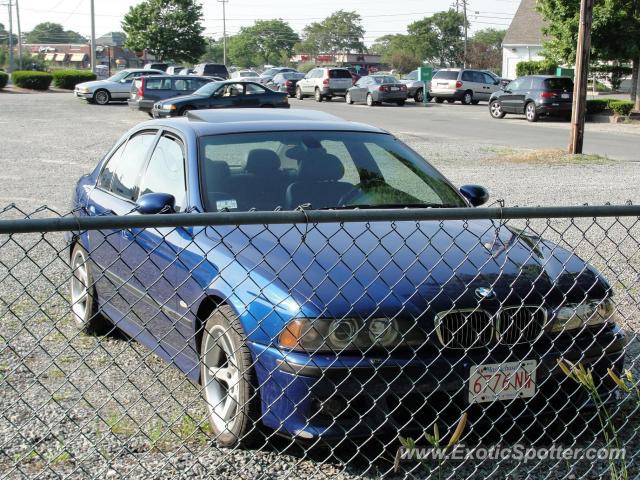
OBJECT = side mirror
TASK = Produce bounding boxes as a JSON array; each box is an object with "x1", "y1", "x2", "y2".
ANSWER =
[
  {"x1": 460, "y1": 184, "x2": 489, "y2": 207},
  {"x1": 136, "y1": 192, "x2": 176, "y2": 214}
]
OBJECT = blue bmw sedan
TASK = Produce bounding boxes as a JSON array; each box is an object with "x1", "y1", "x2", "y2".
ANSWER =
[{"x1": 69, "y1": 109, "x2": 626, "y2": 447}]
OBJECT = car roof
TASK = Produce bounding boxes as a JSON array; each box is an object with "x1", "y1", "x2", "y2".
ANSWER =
[{"x1": 140, "y1": 109, "x2": 387, "y2": 136}]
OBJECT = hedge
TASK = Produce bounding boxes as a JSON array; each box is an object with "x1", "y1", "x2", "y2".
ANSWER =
[
  {"x1": 586, "y1": 99, "x2": 609, "y2": 114},
  {"x1": 586, "y1": 99, "x2": 635, "y2": 116},
  {"x1": 515, "y1": 60, "x2": 557, "y2": 77},
  {"x1": 0, "y1": 71, "x2": 8, "y2": 90},
  {"x1": 11, "y1": 71, "x2": 52, "y2": 90},
  {"x1": 52, "y1": 69, "x2": 96, "y2": 89},
  {"x1": 608, "y1": 100, "x2": 634, "y2": 116}
]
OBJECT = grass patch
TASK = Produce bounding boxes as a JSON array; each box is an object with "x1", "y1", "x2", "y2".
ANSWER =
[
  {"x1": 488, "y1": 148, "x2": 610, "y2": 164},
  {"x1": 104, "y1": 412, "x2": 137, "y2": 436},
  {"x1": 14, "y1": 449, "x2": 39, "y2": 463},
  {"x1": 46, "y1": 368, "x2": 65, "y2": 379}
]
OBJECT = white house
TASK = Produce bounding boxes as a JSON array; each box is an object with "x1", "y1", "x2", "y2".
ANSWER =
[{"x1": 501, "y1": 0, "x2": 547, "y2": 79}]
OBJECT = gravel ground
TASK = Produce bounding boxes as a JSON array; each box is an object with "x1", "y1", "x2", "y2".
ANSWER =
[{"x1": 0, "y1": 92, "x2": 639, "y2": 479}]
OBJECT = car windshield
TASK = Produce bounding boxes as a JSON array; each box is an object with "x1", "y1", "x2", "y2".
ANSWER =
[
  {"x1": 107, "y1": 70, "x2": 129, "y2": 82},
  {"x1": 193, "y1": 81, "x2": 223, "y2": 96},
  {"x1": 199, "y1": 131, "x2": 466, "y2": 212},
  {"x1": 372, "y1": 76, "x2": 398, "y2": 84},
  {"x1": 240, "y1": 71, "x2": 259, "y2": 77},
  {"x1": 261, "y1": 68, "x2": 279, "y2": 76}
]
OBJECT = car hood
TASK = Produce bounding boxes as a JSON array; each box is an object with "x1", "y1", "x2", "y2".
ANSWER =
[
  {"x1": 207, "y1": 220, "x2": 607, "y2": 318},
  {"x1": 76, "y1": 80, "x2": 117, "y2": 89},
  {"x1": 162, "y1": 94, "x2": 203, "y2": 105}
]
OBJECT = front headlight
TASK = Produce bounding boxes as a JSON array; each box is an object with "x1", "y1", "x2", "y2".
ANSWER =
[
  {"x1": 278, "y1": 317, "x2": 425, "y2": 352},
  {"x1": 160, "y1": 104, "x2": 176, "y2": 110},
  {"x1": 549, "y1": 298, "x2": 616, "y2": 333},
  {"x1": 78, "y1": 87, "x2": 90, "y2": 93}
]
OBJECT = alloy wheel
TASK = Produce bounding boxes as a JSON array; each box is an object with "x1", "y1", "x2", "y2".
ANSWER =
[
  {"x1": 94, "y1": 90, "x2": 109, "y2": 105},
  {"x1": 202, "y1": 325, "x2": 242, "y2": 433},
  {"x1": 70, "y1": 248, "x2": 89, "y2": 325},
  {"x1": 490, "y1": 101, "x2": 503, "y2": 118}
]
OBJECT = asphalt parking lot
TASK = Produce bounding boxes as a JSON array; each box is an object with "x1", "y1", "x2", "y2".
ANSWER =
[{"x1": 0, "y1": 92, "x2": 639, "y2": 214}]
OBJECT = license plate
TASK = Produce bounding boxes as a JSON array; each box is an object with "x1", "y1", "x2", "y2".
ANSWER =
[
  {"x1": 468, "y1": 360, "x2": 536, "y2": 404},
  {"x1": 390, "y1": 87, "x2": 399, "y2": 91},
  {"x1": 561, "y1": 93, "x2": 570, "y2": 99}
]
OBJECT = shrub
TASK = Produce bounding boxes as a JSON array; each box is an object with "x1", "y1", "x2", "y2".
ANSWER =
[
  {"x1": 52, "y1": 69, "x2": 96, "y2": 89},
  {"x1": 11, "y1": 70, "x2": 52, "y2": 90},
  {"x1": 586, "y1": 99, "x2": 610, "y2": 114},
  {"x1": 297, "y1": 62, "x2": 316, "y2": 74},
  {"x1": 0, "y1": 71, "x2": 8, "y2": 89},
  {"x1": 515, "y1": 60, "x2": 557, "y2": 77},
  {"x1": 608, "y1": 100, "x2": 634, "y2": 116}
]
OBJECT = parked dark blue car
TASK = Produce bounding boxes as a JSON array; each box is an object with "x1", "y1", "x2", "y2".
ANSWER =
[{"x1": 68, "y1": 109, "x2": 625, "y2": 447}]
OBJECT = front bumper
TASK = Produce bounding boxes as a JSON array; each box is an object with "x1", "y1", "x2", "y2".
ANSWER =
[
  {"x1": 74, "y1": 90, "x2": 93, "y2": 100},
  {"x1": 250, "y1": 325, "x2": 627, "y2": 441},
  {"x1": 151, "y1": 106, "x2": 176, "y2": 118}
]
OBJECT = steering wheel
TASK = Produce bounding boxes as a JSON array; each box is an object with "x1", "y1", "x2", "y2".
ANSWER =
[{"x1": 338, "y1": 178, "x2": 386, "y2": 206}]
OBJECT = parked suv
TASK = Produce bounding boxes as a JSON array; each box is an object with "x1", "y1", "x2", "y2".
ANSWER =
[
  {"x1": 193, "y1": 63, "x2": 230, "y2": 79},
  {"x1": 143, "y1": 62, "x2": 169, "y2": 71},
  {"x1": 489, "y1": 75, "x2": 574, "y2": 122},
  {"x1": 429, "y1": 68, "x2": 501, "y2": 105},
  {"x1": 128, "y1": 75, "x2": 215, "y2": 115},
  {"x1": 295, "y1": 67, "x2": 354, "y2": 102}
]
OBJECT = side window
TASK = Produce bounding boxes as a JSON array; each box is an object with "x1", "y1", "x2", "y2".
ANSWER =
[
  {"x1": 98, "y1": 142, "x2": 127, "y2": 190},
  {"x1": 110, "y1": 132, "x2": 157, "y2": 200},
  {"x1": 245, "y1": 83, "x2": 267, "y2": 95},
  {"x1": 507, "y1": 79, "x2": 521, "y2": 91},
  {"x1": 406, "y1": 71, "x2": 417, "y2": 80},
  {"x1": 223, "y1": 83, "x2": 245, "y2": 96},
  {"x1": 139, "y1": 135, "x2": 187, "y2": 211},
  {"x1": 461, "y1": 70, "x2": 474, "y2": 82},
  {"x1": 483, "y1": 73, "x2": 496, "y2": 85},
  {"x1": 319, "y1": 140, "x2": 360, "y2": 185}
]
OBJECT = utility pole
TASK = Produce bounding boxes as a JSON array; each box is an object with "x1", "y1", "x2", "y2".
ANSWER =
[
  {"x1": 90, "y1": 0, "x2": 96, "y2": 73},
  {"x1": 7, "y1": 0, "x2": 13, "y2": 74},
  {"x1": 218, "y1": 0, "x2": 228, "y2": 66},
  {"x1": 462, "y1": 0, "x2": 468, "y2": 68},
  {"x1": 15, "y1": 0, "x2": 21, "y2": 69},
  {"x1": 569, "y1": 0, "x2": 594, "y2": 154}
]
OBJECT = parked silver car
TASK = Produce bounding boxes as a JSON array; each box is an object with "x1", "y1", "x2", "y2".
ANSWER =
[
  {"x1": 429, "y1": 68, "x2": 501, "y2": 105},
  {"x1": 399, "y1": 69, "x2": 434, "y2": 102},
  {"x1": 74, "y1": 69, "x2": 164, "y2": 105},
  {"x1": 295, "y1": 67, "x2": 354, "y2": 102},
  {"x1": 346, "y1": 75, "x2": 408, "y2": 106}
]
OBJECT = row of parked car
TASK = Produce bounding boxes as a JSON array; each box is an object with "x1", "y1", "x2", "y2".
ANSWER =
[{"x1": 73, "y1": 62, "x2": 575, "y2": 123}]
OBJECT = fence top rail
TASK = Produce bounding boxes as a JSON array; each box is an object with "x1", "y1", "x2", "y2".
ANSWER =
[{"x1": 0, "y1": 204, "x2": 638, "y2": 234}]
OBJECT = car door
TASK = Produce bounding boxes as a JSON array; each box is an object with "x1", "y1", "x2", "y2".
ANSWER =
[
  {"x1": 207, "y1": 83, "x2": 242, "y2": 108},
  {"x1": 351, "y1": 78, "x2": 369, "y2": 102},
  {"x1": 85, "y1": 130, "x2": 158, "y2": 322},
  {"x1": 460, "y1": 70, "x2": 480, "y2": 98},
  {"x1": 499, "y1": 78, "x2": 525, "y2": 113},
  {"x1": 243, "y1": 82, "x2": 268, "y2": 107},
  {"x1": 124, "y1": 131, "x2": 195, "y2": 363},
  {"x1": 482, "y1": 72, "x2": 500, "y2": 100},
  {"x1": 302, "y1": 69, "x2": 317, "y2": 94}
]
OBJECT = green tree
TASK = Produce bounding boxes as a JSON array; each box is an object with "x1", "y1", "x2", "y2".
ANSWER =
[
  {"x1": 370, "y1": 34, "x2": 422, "y2": 72},
  {"x1": 466, "y1": 28, "x2": 506, "y2": 72},
  {"x1": 298, "y1": 10, "x2": 366, "y2": 54},
  {"x1": 228, "y1": 19, "x2": 299, "y2": 67},
  {"x1": 122, "y1": 0, "x2": 206, "y2": 63},
  {"x1": 201, "y1": 38, "x2": 224, "y2": 64},
  {"x1": 25, "y1": 22, "x2": 86, "y2": 43},
  {"x1": 0, "y1": 23, "x2": 18, "y2": 46},
  {"x1": 407, "y1": 10, "x2": 466, "y2": 67}
]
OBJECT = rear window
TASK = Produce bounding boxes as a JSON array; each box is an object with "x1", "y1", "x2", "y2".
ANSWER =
[
  {"x1": 433, "y1": 70, "x2": 460, "y2": 80},
  {"x1": 544, "y1": 78, "x2": 573, "y2": 90},
  {"x1": 329, "y1": 69, "x2": 352, "y2": 79},
  {"x1": 204, "y1": 65, "x2": 229, "y2": 77}
]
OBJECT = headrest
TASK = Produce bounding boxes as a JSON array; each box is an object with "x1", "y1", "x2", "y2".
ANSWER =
[
  {"x1": 206, "y1": 160, "x2": 230, "y2": 179},
  {"x1": 298, "y1": 154, "x2": 345, "y2": 182},
  {"x1": 245, "y1": 149, "x2": 281, "y2": 175}
]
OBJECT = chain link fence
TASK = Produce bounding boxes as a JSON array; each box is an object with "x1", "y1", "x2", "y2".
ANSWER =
[{"x1": 0, "y1": 203, "x2": 639, "y2": 479}]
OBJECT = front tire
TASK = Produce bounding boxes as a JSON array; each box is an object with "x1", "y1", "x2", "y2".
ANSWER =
[
  {"x1": 345, "y1": 92, "x2": 353, "y2": 104},
  {"x1": 489, "y1": 100, "x2": 506, "y2": 119},
  {"x1": 296, "y1": 87, "x2": 304, "y2": 100},
  {"x1": 435, "y1": 97, "x2": 444, "y2": 104},
  {"x1": 415, "y1": 88, "x2": 424, "y2": 103},
  {"x1": 314, "y1": 88, "x2": 323, "y2": 102},
  {"x1": 70, "y1": 244, "x2": 111, "y2": 335},
  {"x1": 93, "y1": 89, "x2": 110, "y2": 105},
  {"x1": 526, "y1": 102, "x2": 539, "y2": 122},
  {"x1": 181, "y1": 106, "x2": 193, "y2": 116},
  {"x1": 201, "y1": 305, "x2": 262, "y2": 448}
]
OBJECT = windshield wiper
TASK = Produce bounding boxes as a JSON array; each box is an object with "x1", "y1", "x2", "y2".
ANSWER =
[{"x1": 319, "y1": 203, "x2": 461, "y2": 211}]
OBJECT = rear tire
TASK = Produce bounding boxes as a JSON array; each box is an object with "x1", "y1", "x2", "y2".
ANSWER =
[
  {"x1": 70, "y1": 244, "x2": 111, "y2": 335},
  {"x1": 415, "y1": 88, "x2": 424, "y2": 103},
  {"x1": 525, "y1": 102, "x2": 539, "y2": 122},
  {"x1": 462, "y1": 91, "x2": 473, "y2": 105},
  {"x1": 201, "y1": 305, "x2": 263, "y2": 448},
  {"x1": 296, "y1": 87, "x2": 304, "y2": 100},
  {"x1": 314, "y1": 88, "x2": 323, "y2": 102},
  {"x1": 366, "y1": 93, "x2": 374, "y2": 107}
]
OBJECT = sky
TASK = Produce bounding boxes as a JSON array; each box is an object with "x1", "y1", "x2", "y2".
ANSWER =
[{"x1": 8, "y1": 0, "x2": 520, "y2": 44}]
